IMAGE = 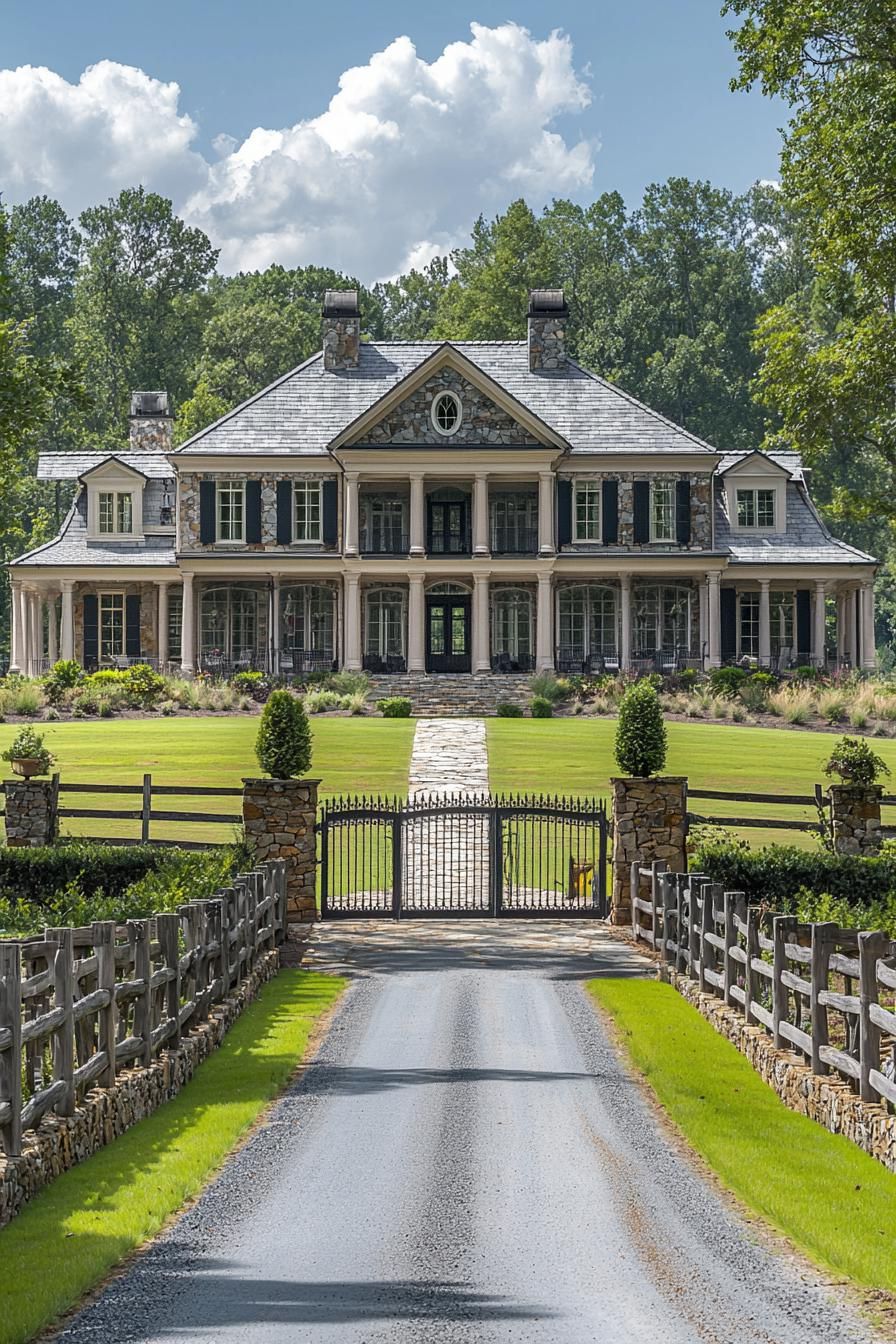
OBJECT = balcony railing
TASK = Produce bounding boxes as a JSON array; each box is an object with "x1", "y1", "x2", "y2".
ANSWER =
[
  {"x1": 490, "y1": 527, "x2": 538, "y2": 556},
  {"x1": 491, "y1": 651, "x2": 535, "y2": 673},
  {"x1": 362, "y1": 653, "x2": 407, "y2": 674},
  {"x1": 360, "y1": 533, "x2": 410, "y2": 556},
  {"x1": 555, "y1": 647, "x2": 621, "y2": 675},
  {"x1": 279, "y1": 649, "x2": 337, "y2": 675}
]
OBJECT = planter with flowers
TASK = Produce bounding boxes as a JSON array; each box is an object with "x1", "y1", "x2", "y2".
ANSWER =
[{"x1": 824, "y1": 737, "x2": 890, "y2": 855}]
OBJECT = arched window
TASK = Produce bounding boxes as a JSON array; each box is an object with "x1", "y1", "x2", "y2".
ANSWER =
[
  {"x1": 428, "y1": 582, "x2": 471, "y2": 595},
  {"x1": 557, "y1": 585, "x2": 618, "y2": 669},
  {"x1": 633, "y1": 584, "x2": 692, "y2": 654},
  {"x1": 364, "y1": 588, "x2": 406, "y2": 664},
  {"x1": 280, "y1": 584, "x2": 335, "y2": 672},
  {"x1": 200, "y1": 586, "x2": 264, "y2": 669},
  {"x1": 491, "y1": 588, "x2": 533, "y2": 670},
  {"x1": 431, "y1": 390, "x2": 462, "y2": 436}
]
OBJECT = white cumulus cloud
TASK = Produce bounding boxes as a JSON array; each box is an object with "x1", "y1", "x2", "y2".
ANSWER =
[{"x1": 0, "y1": 23, "x2": 595, "y2": 279}]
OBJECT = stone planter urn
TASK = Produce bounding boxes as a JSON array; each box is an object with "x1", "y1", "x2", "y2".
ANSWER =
[
  {"x1": 610, "y1": 775, "x2": 687, "y2": 925},
  {"x1": 10, "y1": 758, "x2": 47, "y2": 779}
]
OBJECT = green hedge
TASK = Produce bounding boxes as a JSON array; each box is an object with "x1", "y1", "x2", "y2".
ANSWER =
[{"x1": 691, "y1": 839, "x2": 896, "y2": 908}]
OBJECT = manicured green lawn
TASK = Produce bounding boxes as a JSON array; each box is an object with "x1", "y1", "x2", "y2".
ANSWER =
[
  {"x1": 0, "y1": 969, "x2": 346, "y2": 1344},
  {"x1": 488, "y1": 718, "x2": 896, "y2": 848},
  {"x1": 590, "y1": 979, "x2": 896, "y2": 1292},
  {"x1": 0, "y1": 717, "x2": 415, "y2": 843}
]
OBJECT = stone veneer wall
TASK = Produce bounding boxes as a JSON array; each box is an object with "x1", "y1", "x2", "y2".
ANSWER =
[
  {"x1": 242, "y1": 779, "x2": 319, "y2": 921},
  {"x1": 668, "y1": 969, "x2": 896, "y2": 1173},
  {"x1": 828, "y1": 785, "x2": 883, "y2": 855},
  {"x1": 611, "y1": 776, "x2": 687, "y2": 924},
  {"x1": 0, "y1": 949, "x2": 279, "y2": 1228},
  {"x1": 179, "y1": 473, "x2": 339, "y2": 552},
  {"x1": 2, "y1": 777, "x2": 59, "y2": 846},
  {"x1": 559, "y1": 472, "x2": 713, "y2": 551},
  {"x1": 322, "y1": 312, "x2": 360, "y2": 370},
  {"x1": 73, "y1": 581, "x2": 158, "y2": 661},
  {"x1": 128, "y1": 415, "x2": 173, "y2": 453},
  {"x1": 361, "y1": 370, "x2": 538, "y2": 447},
  {"x1": 528, "y1": 314, "x2": 566, "y2": 370}
]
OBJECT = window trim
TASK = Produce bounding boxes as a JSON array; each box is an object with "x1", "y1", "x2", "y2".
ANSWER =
[
  {"x1": 96, "y1": 490, "x2": 137, "y2": 537},
  {"x1": 430, "y1": 389, "x2": 463, "y2": 438},
  {"x1": 735, "y1": 486, "x2": 776, "y2": 531},
  {"x1": 649, "y1": 480, "x2": 676, "y2": 543},
  {"x1": 98, "y1": 591, "x2": 126, "y2": 661},
  {"x1": 293, "y1": 478, "x2": 323, "y2": 544},
  {"x1": 573, "y1": 481, "x2": 602, "y2": 543},
  {"x1": 216, "y1": 481, "x2": 246, "y2": 545}
]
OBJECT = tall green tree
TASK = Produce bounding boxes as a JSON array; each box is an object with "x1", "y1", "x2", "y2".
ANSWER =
[{"x1": 374, "y1": 256, "x2": 450, "y2": 340}]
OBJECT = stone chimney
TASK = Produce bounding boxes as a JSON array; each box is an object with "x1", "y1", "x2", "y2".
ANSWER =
[
  {"x1": 527, "y1": 289, "x2": 568, "y2": 372},
  {"x1": 322, "y1": 290, "x2": 361, "y2": 371},
  {"x1": 129, "y1": 391, "x2": 173, "y2": 452}
]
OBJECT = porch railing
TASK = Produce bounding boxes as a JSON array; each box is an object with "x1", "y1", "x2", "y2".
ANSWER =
[
  {"x1": 490, "y1": 527, "x2": 538, "y2": 555},
  {"x1": 491, "y1": 651, "x2": 535, "y2": 673},
  {"x1": 360, "y1": 533, "x2": 410, "y2": 556},
  {"x1": 362, "y1": 653, "x2": 407, "y2": 674}
]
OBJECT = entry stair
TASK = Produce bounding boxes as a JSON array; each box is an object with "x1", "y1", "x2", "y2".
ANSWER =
[{"x1": 367, "y1": 673, "x2": 532, "y2": 717}]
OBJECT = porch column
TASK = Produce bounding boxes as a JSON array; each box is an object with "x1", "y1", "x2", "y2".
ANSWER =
[
  {"x1": 157, "y1": 580, "x2": 170, "y2": 669},
  {"x1": 60, "y1": 581, "x2": 74, "y2": 661},
  {"x1": 812, "y1": 579, "x2": 827, "y2": 667},
  {"x1": 536, "y1": 573, "x2": 553, "y2": 670},
  {"x1": 9, "y1": 581, "x2": 23, "y2": 673},
  {"x1": 28, "y1": 590, "x2": 41, "y2": 674},
  {"x1": 698, "y1": 579, "x2": 707, "y2": 659},
  {"x1": 620, "y1": 574, "x2": 632, "y2": 671},
  {"x1": 861, "y1": 580, "x2": 876, "y2": 670},
  {"x1": 180, "y1": 572, "x2": 195, "y2": 674},
  {"x1": 835, "y1": 590, "x2": 845, "y2": 662},
  {"x1": 409, "y1": 474, "x2": 425, "y2": 556},
  {"x1": 707, "y1": 571, "x2": 721, "y2": 668},
  {"x1": 473, "y1": 573, "x2": 491, "y2": 672},
  {"x1": 343, "y1": 473, "x2": 359, "y2": 557},
  {"x1": 538, "y1": 473, "x2": 554, "y2": 555},
  {"x1": 758, "y1": 579, "x2": 771, "y2": 667},
  {"x1": 46, "y1": 593, "x2": 58, "y2": 665},
  {"x1": 847, "y1": 587, "x2": 860, "y2": 667},
  {"x1": 344, "y1": 576, "x2": 361, "y2": 671},
  {"x1": 408, "y1": 573, "x2": 425, "y2": 672},
  {"x1": 473, "y1": 474, "x2": 489, "y2": 557},
  {"x1": 271, "y1": 576, "x2": 281, "y2": 675}
]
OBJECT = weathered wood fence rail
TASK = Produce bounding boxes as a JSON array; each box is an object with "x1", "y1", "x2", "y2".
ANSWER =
[
  {"x1": 686, "y1": 784, "x2": 896, "y2": 837},
  {"x1": 0, "y1": 858, "x2": 287, "y2": 1157},
  {"x1": 631, "y1": 861, "x2": 896, "y2": 1110}
]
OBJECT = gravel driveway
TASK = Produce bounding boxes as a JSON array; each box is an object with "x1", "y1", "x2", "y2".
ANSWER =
[{"x1": 56, "y1": 922, "x2": 877, "y2": 1344}]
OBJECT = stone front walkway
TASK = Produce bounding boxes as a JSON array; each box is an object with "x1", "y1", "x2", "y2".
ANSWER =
[{"x1": 404, "y1": 717, "x2": 489, "y2": 908}]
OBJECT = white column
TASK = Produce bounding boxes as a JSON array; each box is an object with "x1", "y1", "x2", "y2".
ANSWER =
[
  {"x1": 620, "y1": 574, "x2": 632, "y2": 671},
  {"x1": 758, "y1": 579, "x2": 771, "y2": 667},
  {"x1": 812, "y1": 578, "x2": 827, "y2": 667},
  {"x1": 47, "y1": 593, "x2": 58, "y2": 665},
  {"x1": 536, "y1": 572, "x2": 553, "y2": 670},
  {"x1": 408, "y1": 573, "x2": 425, "y2": 672},
  {"x1": 538, "y1": 473, "x2": 554, "y2": 555},
  {"x1": 343, "y1": 473, "x2": 359, "y2": 556},
  {"x1": 344, "y1": 576, "x2": 361, "y2": 671},
  {"x1": 707, "y1": 572, "x2": 721, "y2": 668},
  {"x1": 157, "y1": 581, "x2": 170, "y2": 670},
  {"x1": 698, "y1": 579, "x2": 708, "y2": 660},
  {"x1": 861, "y1": 580, "x2": 876, "y2": 670},
  {"x1": 8, "y1": 582, "x2": 21, "y2": 672},
  {"x1": 60, "y1": 581, "x2": 74, "y2": 662},
  {"x1": 409, "y1": 474, "x2": 425, "y2": 556},
  {"x1": 473, "y1": 474, "x2": 489, "y2": 556},
  {"x1": 28, "y1": 591, "x2": 40, "y2": 674},
  {"x1": 180, "y1": 572, "x2": 195, "y2": 674},
  {"x1": 473, "y1": 573, "x2": 491, "y2": 672},
  {"x1": 20, "y1": 586, "x2": 32, "y2": 674},
  {"x1": 271, "y1": 577, "x2": 281, "y2": 675}
]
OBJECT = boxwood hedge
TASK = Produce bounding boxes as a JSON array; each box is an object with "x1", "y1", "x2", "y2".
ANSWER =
[{"x1": 691, "y1": 838, "x2": 896, "y2": 908}]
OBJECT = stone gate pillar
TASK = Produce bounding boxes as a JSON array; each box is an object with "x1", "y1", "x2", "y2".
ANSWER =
[
  {"x1": 3, "y1": 775, "x2": 59, "y2": 847},
  {"x1": 611, "y1": 776, "x2": 687, "y2": 925},
  {"x1": 242, "y1": 778, "x2": 320, "y2": 922},
  {"x1": 828, "y1": 784, "x2": 882, "y2": 855}
]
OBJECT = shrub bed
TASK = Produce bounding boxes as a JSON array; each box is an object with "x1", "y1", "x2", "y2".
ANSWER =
[{"x1": 691, "y1": 836, "x2": 896, "y2": 909}]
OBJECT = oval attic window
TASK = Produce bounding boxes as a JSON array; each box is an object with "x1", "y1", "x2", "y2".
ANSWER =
[{"x1": 431, "y1": 390, "x2": 462, "y2": 436}]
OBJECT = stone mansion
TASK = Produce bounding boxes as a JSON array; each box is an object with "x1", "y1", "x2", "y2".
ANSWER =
[{"x1": 7, "y1": 289, "x2": 877, "y2": 681}]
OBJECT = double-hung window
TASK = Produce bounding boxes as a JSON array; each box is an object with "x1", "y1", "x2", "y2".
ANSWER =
[
  {"x1": 217, "y1": 483, "x2": 244, "y2": 543},
  {"x1": 98, "y1": 491, "x2": 134, "y2": 535},
  {"x1": 574, "y1": 482, "x2": 601, "y2": 542},
  {"x1": 650, "y1": 481, "x2": 676, "y2": 542},
  {"x1": 294, "y1": 480, "x2": 322, "y2": 543},
  {"x1": 99, "y1": 594, "x2": 125, "y2": 660},
  {"x1": 736, "y1": 488, "x2": 776, "y2": 529}
]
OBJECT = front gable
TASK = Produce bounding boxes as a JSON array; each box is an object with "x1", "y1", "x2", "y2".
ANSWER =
[
  {"x1": 356, "y1": 367, "x2": 539, "y2": 448},
  {"x1": 78, "y1": 456, "x2": 149, "y2": 485}
]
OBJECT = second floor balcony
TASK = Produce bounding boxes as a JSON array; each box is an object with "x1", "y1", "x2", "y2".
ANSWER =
[{"x1": 355, "y1": 486, "x2": 540, "y2": 558}]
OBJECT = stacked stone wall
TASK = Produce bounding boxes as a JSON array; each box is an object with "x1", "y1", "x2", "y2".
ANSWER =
[
  {"x1": 560, "y1": 472, "x2": 713, "y2": 551},
  {"x1": 360, "y1": 369, "x2": 538, "y2": 447},
  {"x1": 611, "y1": 776, "x2": 687, "y2": 923},
  {"x1": 322, "y1": 314, "x2": 360, "y2": 369},
  {"x1": 72, "y1": 581, "x2": 158, "y2": 662},
  {"x1": 243, "y1": 778, "x2": 319, "y2": 920},
  {"x1": 178, "y1": 473, "x2": 339, "y2": 552},
  {"x1": 528, "y1": 315, "x2": 566, "y2": 370},
  {"x1": 2, "y1": 777, "x2": 59, "y2": 846},
  {"x1": 828, "y1": 784, "x2": 882, "y2": 855}
]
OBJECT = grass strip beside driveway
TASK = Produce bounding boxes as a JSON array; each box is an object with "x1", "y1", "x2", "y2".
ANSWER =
[
  {"x1": 0, "y1": 969, "x2": 347, "y2": 1344},
  {"x1": 590, "y1": 978, "x2": 896, "y2": 1293}
]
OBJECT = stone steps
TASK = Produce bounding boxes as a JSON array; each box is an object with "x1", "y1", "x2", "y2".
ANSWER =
[{"x1": 367, "y1": 674, "x2": 532, "y2": 717}]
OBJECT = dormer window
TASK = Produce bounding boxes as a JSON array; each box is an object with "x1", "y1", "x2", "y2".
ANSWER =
[
  {"x1": 431, "y1": 390, "x2": 462, "y2": 437},
  {"x1": 737, "y1": 488, "x2": 775, "y2": 530},
  {"x1": 98, "y1": 491, "x2": 134, "y2": 536}
]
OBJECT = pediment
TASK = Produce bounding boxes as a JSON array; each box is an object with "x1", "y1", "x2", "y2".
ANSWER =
[
  {"x1": 720, "y1": 450, "x2": 791, "y2": 480},
  {"x1": 78, "y1": 455, "x2": 148, "y2": 484}
]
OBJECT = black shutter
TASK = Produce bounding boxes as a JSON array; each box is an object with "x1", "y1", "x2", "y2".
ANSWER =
[
  {"x1": 125, "y1": 595, "x2": 141, "y2": 658},
  {"x1": 245, "y1": 480, "x2": 262, "y2": 544},
  {"x1": 720, "y1": 588, "x2": 736, "y2": 661},
  {"x1": 602, "y1": 479, "x2": 618, "y2": 544},
  {"x1": 276, "y1": 481, "x2": 293, "y2": 544},
  {"x1": 796, "y1": 589, "x2": 811, "y2": 660},
  {"x1": 199, "y1": 480, "x2": 216, "y2": 544},
  {"x1": 676, "y1": 479, "x2": 691, "y2": 546},
  {"x1": 556, "y1": 479, "x2": 572, "y2": 547},
  {"x1": 322, "y1": 479, "x2": 338, "y2": 546},
  {"x1": 633, "y1": 480, "x2": 650, "y2": 543},
  {"x1": 83, "y1": 594, "x2": 98, "y2": 669}
]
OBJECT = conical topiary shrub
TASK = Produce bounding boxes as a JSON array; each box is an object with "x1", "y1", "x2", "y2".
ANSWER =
[
  {"x1": 614, "y1": 680, "x2": 667, "y2": 778},
  {"x1": 254, "y1": 689, "x2": 313, "y2": 779}
]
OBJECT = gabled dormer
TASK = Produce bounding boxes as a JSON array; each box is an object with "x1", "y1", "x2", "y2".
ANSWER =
[
  {"x1": 718, "y1": 451, "x2": 791, "y2": 535},
  {"x1": 79, "y1": 457, "x2": 148, "y2": 542}
]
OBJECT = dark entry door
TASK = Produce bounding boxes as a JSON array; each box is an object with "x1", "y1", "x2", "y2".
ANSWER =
[
  {"x1": 426, "y1": 596, "x2": 471, "y2": 672},
  {"x1": 427, "y1": 500, "x2": 468, "y2": 555}
]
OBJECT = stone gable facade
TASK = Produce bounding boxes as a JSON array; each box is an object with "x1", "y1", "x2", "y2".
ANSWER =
[{"x1": 356, "y1": 369, "x2": 539, "y2": 447}]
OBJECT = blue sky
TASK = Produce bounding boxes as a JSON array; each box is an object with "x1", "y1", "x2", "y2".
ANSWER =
[{"x1": 0, "y1": 1, "x2": 784, "y2": 278}]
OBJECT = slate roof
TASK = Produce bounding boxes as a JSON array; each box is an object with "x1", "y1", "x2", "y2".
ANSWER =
[
  {"x1": 715, "y1": 479, "x2": 875, "y2": 565},
  {"x1": 174, "y1": 342, "x2": 720, "y2": 458},
  {"x1": 11, "y1": 488, "x2": 176, "y2": 569},
  {"x1": 717, "y1": 449, "x2": 805, "y2": 482},
  {"x1": 36, "y1": 453, "x2": 174, "y2": 481}
]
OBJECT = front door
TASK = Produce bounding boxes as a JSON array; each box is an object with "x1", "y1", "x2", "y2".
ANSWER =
[
  {"x1": 426, "y1": 596, "x2": 471, "y2": 672},
  {"x1": 427, "y1": 500, "x2": 468, "y2": 555}
]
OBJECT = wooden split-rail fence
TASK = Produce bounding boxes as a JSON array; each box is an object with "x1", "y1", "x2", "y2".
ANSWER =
[
  {"x1": 0, "y1": 859, "x2": 288, "y2": 1158},
  {"x1": 631, "y1": 861, "x2": 896, "y2": 1110}
]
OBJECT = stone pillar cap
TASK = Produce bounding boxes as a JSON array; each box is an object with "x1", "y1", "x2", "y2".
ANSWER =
[
  {"x1": 242, "y1": 777, "x2": 322, "y2": 785},
  {"x1": 610, "y1": 775, "x2": 687, "y2": 783}
]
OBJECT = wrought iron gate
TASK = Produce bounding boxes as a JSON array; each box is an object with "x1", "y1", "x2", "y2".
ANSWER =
[{"x1": 319, "y1": 793, "x2": 609, "y2": 919}]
